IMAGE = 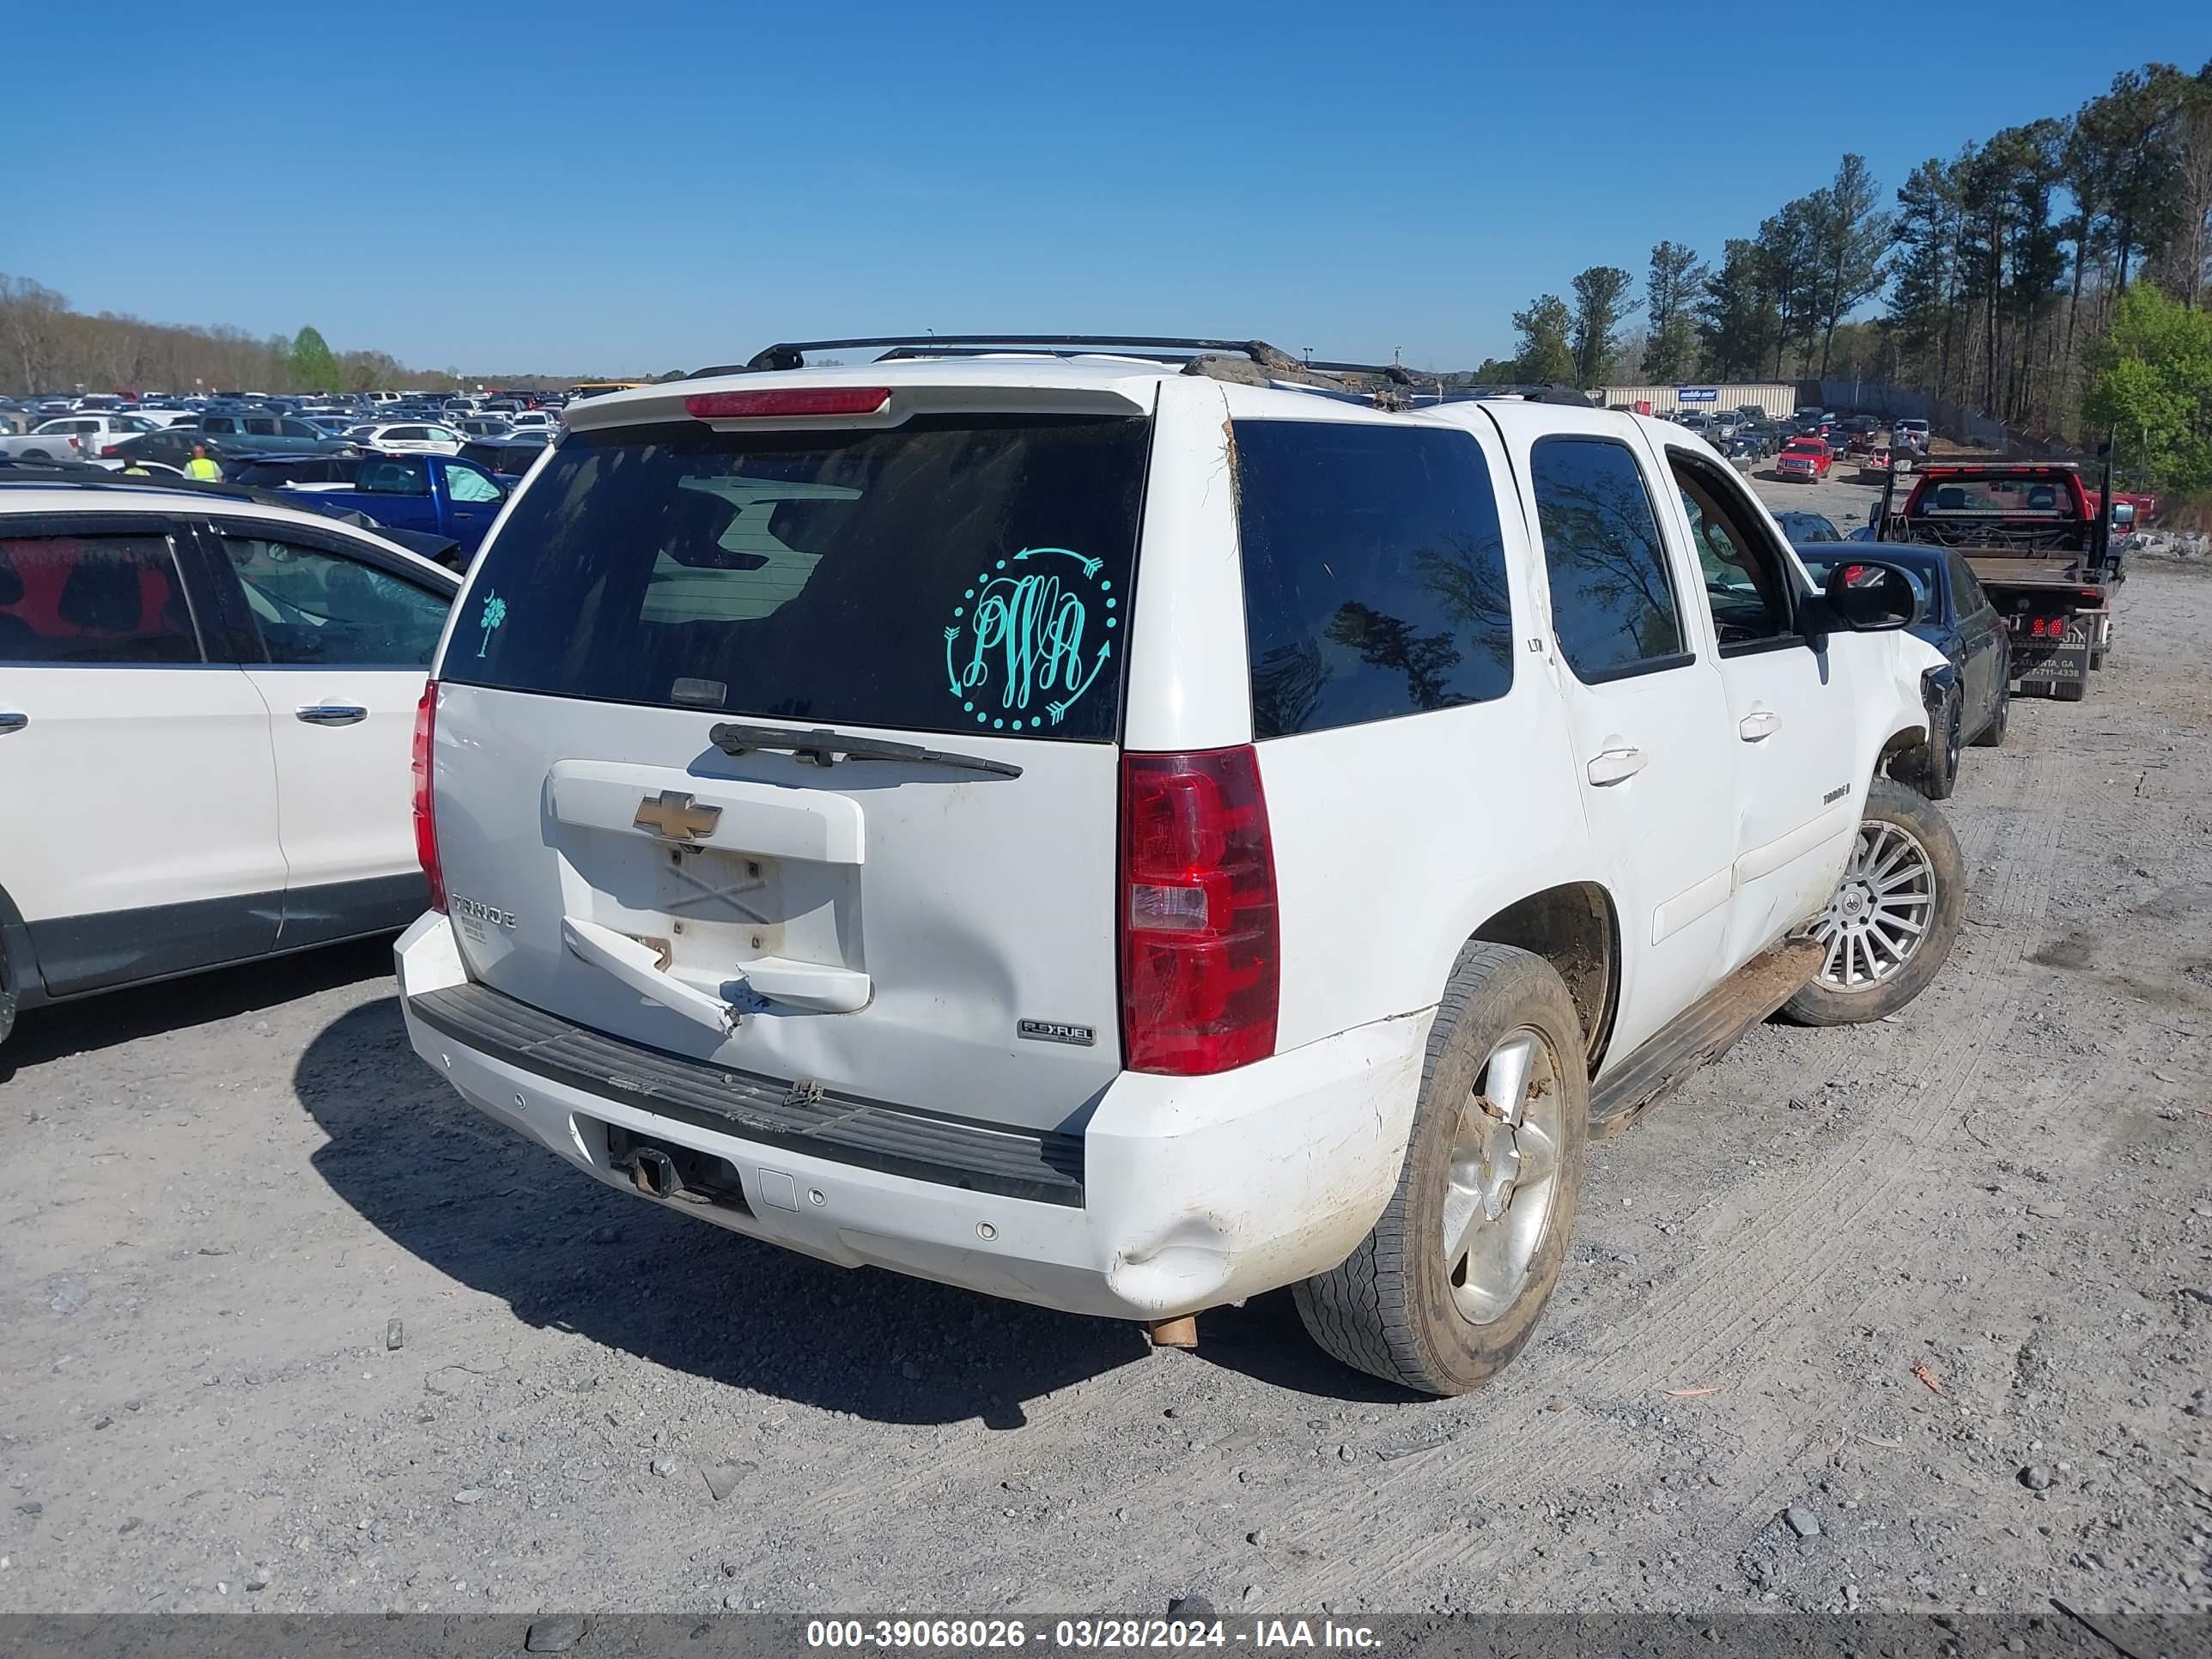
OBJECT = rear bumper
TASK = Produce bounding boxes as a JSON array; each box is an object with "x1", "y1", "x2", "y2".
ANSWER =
[{"x1": 393, "y1": 914, "x2": 1427, "y2": 1322}]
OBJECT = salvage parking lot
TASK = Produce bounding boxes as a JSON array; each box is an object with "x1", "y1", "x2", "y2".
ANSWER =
[{"x1": 3, "y1": 475, "x2": 2209, "y2": 1617}]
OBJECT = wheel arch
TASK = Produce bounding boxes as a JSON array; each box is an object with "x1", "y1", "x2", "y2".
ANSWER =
[
  {"x1": 1464, "y1": 881, "x2": 1621, "y2": 1074},
  {"x1": 1877, "y1": 715, "x2": 1933, "y2": 783}
]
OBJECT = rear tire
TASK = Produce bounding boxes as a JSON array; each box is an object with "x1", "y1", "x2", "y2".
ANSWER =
[
  {"x1": 1784, "y1": 779, "x2": 1965, "y2": 1026},
  {"x1": 1294, "y1": 944, "x2": 1587, "y2": 1396}
]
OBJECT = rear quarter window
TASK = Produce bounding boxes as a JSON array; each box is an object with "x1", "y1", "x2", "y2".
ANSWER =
[
  {"x1": 1233, "y1": 420, "x2": 1512, "y2": 738},
  {"x1": 444, "y1": 413, "x2": 1149, "y2": 742},
  {"x1": 0, "y1": 533, "x2": 201, "y2": 665}
]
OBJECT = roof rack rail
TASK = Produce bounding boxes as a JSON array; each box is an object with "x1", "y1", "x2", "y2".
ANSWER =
[
  {"x1": 0, "y1": 464, "x2": 467, "y2": 565},
  {"x1": 0, "y1": 464, "x2": 267, "y2": 503},
  {"x1": 1467, "y1": 384, "x2": 1601, "y2": 408},
  {"x1": 694, "y1": 335, "x2": 1416, "y2": 386}
]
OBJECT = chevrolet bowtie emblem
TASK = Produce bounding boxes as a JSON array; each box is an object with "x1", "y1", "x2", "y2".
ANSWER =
[{"x1": 633, "y1": 790, "x2": 722, "y2": 842}]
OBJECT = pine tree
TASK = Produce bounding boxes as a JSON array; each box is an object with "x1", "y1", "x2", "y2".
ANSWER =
[
  {"x1": 1808, "y1": 155, "x2": 1893, "y2": 376},
  {"x1": 1642, "y1": 241, "x2": 1708, "y2": 382},
  {"x1": 1569, "y1": 266, "x2": 1638, "y2": 385},
  {"x1": 1510, "y1": 295, "x2": 1575, "y2": 383}
]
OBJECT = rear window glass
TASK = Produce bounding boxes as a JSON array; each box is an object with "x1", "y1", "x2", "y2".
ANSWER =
[
  {"x1": 446, "y1": 413, "x2": 1149, "y2": 741},
  {"x1": 1916, "y1": 477, "x2": 2079, "y2": 515},
  {"x1": 1234, "y1": 421, "x2": 1512, "y2": 738}
]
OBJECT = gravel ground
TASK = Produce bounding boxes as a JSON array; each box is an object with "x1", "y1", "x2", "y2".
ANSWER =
[{"x1": 3, "y1": 483, "x2": 2209, "y2": 1617}]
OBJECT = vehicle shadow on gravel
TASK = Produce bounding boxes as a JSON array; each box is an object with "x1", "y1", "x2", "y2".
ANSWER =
[
  {"x1": 293, "y1": 995, "x2": 1398, "y2": 1421},
  {"x1": 0, "y1": 936, "x2": 392, "y2": 1086},
  {"x1": 293, "y1": 997, "x2": 1408, "y2": 1418}
]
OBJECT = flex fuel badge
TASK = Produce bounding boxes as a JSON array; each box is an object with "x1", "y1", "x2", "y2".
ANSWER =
[{"x1": 943, "y1": 547, "x2": 1115, "y2": 730}]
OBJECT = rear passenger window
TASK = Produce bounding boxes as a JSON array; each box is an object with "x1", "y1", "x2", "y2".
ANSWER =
[
  {"x1": 1529, "y1": 437, "x2": 1687, "y2": 682},
  {"x1": 220, "y1": 535, "x2": 449, "y2": 666},
  {"x1": 0, "y1": 534, "x2": 202, "y2": 665},
  {"x1": 1234, "y1": 422, "x2": 1512, "y2": 738},
  {"x1": 358, "y1": 457, "x2": 432, "y2": 495},
  {"x1": 1948, "y1": 554, "x2": 1986, "y2": 618}
]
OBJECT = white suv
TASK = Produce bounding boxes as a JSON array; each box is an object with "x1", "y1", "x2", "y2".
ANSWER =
[
  {"x1": 395, "y1": 338, "x2": 1963, "y2": 1394},
  {"x1": 0, "y1": 480, "x2": 459, "y2": 1048},
  {"x1": 354, "y1": 423, "x2": 466, "y2": 456}
]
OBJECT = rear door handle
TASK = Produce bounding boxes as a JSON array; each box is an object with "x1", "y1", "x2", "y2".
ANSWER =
[
  {"x1": 0, "y1": 711, "x2": 26, "y2": 735},
  {"x1": 295, "y1": 703, "x2": 368, "y2": 726},
  {"x1": 1739, "y1": 709, "x2": 1781, "y2": 742},
  {"x1": 1585, "y1": 747, "x2": 1648, "y2": 787}
]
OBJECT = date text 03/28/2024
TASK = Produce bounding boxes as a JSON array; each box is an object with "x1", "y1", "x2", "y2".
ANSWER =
[{"x1": 805, "y1": 1619, "x2": 1383, "y2": 1650}]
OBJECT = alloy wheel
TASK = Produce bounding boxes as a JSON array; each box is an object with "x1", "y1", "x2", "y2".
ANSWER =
[
  {"x1": 1440, "y1": 1027, "x2": 1565, "y2": 1324},
  {"x1": 1814, "y1": 820, "x2": 1936, "y2": 993}
]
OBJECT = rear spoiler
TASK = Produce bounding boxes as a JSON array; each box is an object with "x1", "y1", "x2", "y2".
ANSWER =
[{"x1": 566, "y1": 377, "x2": 1153, "y2": 433}]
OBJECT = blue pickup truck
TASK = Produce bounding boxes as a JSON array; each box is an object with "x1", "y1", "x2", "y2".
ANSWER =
[{"x1": 278, "y1": 453, "x2": 510, "y2": 563}]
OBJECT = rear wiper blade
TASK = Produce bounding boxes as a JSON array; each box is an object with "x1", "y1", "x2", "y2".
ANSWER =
[{"x1": 708, "y1": 721, "x2": 1023, "y2": 779}]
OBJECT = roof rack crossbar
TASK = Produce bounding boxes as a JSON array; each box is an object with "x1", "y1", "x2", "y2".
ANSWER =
[{"x1": 697, "y1": 335, "x2": 1415, "y2": 382}]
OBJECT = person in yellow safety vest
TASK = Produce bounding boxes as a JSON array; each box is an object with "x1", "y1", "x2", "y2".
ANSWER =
[{"x1": 183, "y1": 442, "x2": 221, "y2": 482}]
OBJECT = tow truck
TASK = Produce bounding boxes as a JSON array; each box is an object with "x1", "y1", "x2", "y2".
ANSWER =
[{"x1": 1873, "y1": 458, "x2": 2128, "y2": 703}]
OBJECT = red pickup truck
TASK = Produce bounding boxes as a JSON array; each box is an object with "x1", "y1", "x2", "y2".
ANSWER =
[
  {"x1": 1775, "y1": 437, "x2": 1832, "y2": 482},
  {"x1": 1889, "y1": 464, "x2": 2117, "y2": 702}
]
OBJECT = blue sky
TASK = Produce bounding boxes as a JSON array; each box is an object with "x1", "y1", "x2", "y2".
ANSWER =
[{"x1": 7, "y1": 2, "x2": 2207, "y2": 376}]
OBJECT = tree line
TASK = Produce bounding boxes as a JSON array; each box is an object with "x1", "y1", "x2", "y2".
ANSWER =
[
  {"x1": 0, "y1": 276, "x2": 622, "y2": 400},
  {"x1": 1480, "y1": 59, "x2": 2212, "y2": 494},
  {"x1": 0, "y1": 275, "x2": 434, "y2": 398}
]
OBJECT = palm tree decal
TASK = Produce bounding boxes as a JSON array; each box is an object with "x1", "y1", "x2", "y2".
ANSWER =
[{"x1": 476, "y1": 592, "x2": 507, "y2": 658}]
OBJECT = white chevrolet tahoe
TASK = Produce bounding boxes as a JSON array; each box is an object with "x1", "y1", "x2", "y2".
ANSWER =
[{"x1": 395, "y1": 338, "x2": 1963, "y2": 1395}]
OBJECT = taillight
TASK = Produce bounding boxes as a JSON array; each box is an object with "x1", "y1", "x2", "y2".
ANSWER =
[
  {"x1": 412, "y1": 682, "x2": 445, "y2": 913},
  {"x1": 100, "y1": 445, "x2": 120, "y2": 457},
  {"x1": 684, "y1": 387, "x2": 890, "y2": 420},
  {"x1": 1120, "y1": 747, "x2": 1279, "y2": 1074}
]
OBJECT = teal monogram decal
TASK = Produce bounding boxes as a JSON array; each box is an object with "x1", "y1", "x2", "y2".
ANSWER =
[
  {"x1": 475, "y1": 591, "x2": 507, "y2": 659},
  {"x1": 943, "y1": 548, "x2": 1117, "y2": 730}
]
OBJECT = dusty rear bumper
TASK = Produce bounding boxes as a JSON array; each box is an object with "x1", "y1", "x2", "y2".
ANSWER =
[{"x1": 394, "y1": 914, "x2": 1426, "y2": 1322}]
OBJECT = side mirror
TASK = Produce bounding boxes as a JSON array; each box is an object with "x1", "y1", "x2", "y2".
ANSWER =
[
  {"x1": 2111, "y1": 501, "x2": 2136, "y2": 530},
  {"x1": 1823, "y1": 560, "x2": 1917, "y2": 631}
]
